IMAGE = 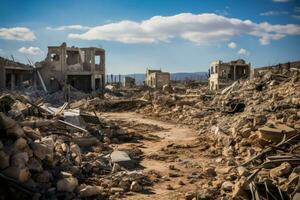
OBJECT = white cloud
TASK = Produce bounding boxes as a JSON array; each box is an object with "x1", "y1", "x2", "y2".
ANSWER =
[
  {"x1": 0, "y1": 27, "x2": 35, "y2": 41},
  {"x1": 228, "y1": 42, "x2": 237, "y2": 49},
  {"x1": 272, "y1": 0, "x2": 290, "y2": 2},
  {"x1": 260, "y1": 11, "x2": 288, "y2": 16},
  {"x1": 237, "y1": 48, "x2": 249, "y2": 55},
  {"x1": 18, "y1": 47, "x2": 43, "y2": 55},
  {"x1": 46, "y1": 25, "x2": 91, "y2": 31},
  {"x1": 67, "y1": 13, "x2": 300, "y2": 45}
]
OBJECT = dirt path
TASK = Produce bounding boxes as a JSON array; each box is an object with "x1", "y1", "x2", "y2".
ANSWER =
[{"x1": 102, "y1": 112, "x2": 208, "y2": 199}]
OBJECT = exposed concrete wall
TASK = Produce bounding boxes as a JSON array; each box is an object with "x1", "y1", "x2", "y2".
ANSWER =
[
  {"x1": 145, "y1": 69, "x2": 170, "y2": 88},
  {"x1": 209, "y1": 59, "x2": 251, "y2": 91},
  {"x1": 38, "y1": 43, "x2": 105, "y2": 93},
  {"x1": 155, "y1": 72, "x2": 170, "y2": 88},
  {"x1": 0, "y1": 57, "x2": 33, "y2": 90},
  {"x1": 67, "y1": 75, "x2": 91, "y2": 92}
]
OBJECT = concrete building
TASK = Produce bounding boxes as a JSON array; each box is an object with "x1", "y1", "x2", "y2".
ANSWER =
[
  {"x1": 37, "y1": 42, "x2": 105, "y2": 93},
  {"x1": 0, "y1": 57, "x2": 34, "y2": 90},
  {"x1": 209, "y1": 59, "x2": 250, "y2": 90},
  {"x1": 145, "y1": 69, "x2": 170, "y2": 88}
]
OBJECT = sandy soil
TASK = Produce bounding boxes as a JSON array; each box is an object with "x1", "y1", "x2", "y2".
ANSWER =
[{"x1": 102, "y1": 112, "x2": 212, "y2": 200}]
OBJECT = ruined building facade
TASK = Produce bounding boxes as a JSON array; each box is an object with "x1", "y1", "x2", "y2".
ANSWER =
[
  {"x1": 0, "y1": 57, "x2": 34, "y2": 90},
  {"x1": 145, "y1": 69, "x2": 170, "y2": 88},
  {"x1": 38, "y1": 42, "x2": 105, "y2": 93},
  {"x1": 209, "y1": 59, "x2": 250, "y2": 90}
]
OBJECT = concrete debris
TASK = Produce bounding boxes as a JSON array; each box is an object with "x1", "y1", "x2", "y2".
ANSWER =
[
  {"x1": 0, "y1": 59, "x2": 299, "y2": 200},
  {"x1": 0, "y1": 99, "x2": 151, "y2": 199},
  {"x1": 110, "y1": 150, "x2": 134, "y2": 169}
]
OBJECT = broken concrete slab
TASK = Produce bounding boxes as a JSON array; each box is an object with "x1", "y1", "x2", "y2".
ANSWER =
[
  {"x1": 258, "y1": 125, "x2": 295, "y2": 143},
  {"x1": 64, "y1": 109, "x2": 86, "y2": 129},
  {"x1": 110, "y1": 150, "x2": 134, "y2": 169}
]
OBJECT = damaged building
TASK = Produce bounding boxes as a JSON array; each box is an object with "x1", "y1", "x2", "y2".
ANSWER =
[
  {"x1": 37, "y1": 42, "x2": 105, "y2": 93},
  {"x1": 209, "y1": 59, "x2": 250, "y2": 90},
  {"x1": 123, "y1": 76, "x2": 135, "y2": 88},
  {"x1": 0, "y1": 57, "x2": 34, "y2": 90},
  {"x1": 145, "y1": 69, "x2": 170, "y2": 88}
]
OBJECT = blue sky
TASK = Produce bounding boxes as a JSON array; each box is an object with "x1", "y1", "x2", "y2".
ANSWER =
[{"x1": 0, "y1": 0, "x2": 300, "y2": 74}]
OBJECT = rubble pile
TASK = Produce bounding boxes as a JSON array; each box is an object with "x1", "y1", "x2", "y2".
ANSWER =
[
  {"x1": 138, "y1": 67, "x2": 300, "y2": 199},
  {"x1": 0, "y1": 96, "x2": 155, "y2": 199}
]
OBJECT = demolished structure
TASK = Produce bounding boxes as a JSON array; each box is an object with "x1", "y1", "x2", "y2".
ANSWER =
[
  {"x1": 0, "y1": 57, "x2": 34, "y2": 90},
  {"x1": 145, "y1": 68, "x2": 170, "y2": 88},
  {"x1": 37, "y1": 42, "x2": 105, "y2": 93},
  {"x1": 209, "y1": 59, "x2": 250, "y2": 90},
  {"x1": 123, "y1": 76, "x2": 135, "y2": 88}
]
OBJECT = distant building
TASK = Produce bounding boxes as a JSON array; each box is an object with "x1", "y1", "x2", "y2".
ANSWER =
[
  {"x1": 0, "y1": 57, "x2": 34, "y2": 90},
  {"x1": 37, "y1": 42, "x2": 105, "y2": 93},
  {"x1": 209, "y1": 59, "x2": 250, "y2": 90},
  {"x1": 145, "y1": 69, "x2": 170, "y2": 88},
  {"x1": 123, "y1": 76, "x2": 135, "y2": 88}
]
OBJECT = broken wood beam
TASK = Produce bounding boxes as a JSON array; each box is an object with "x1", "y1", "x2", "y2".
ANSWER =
[{"x1": 58, "y1": 119, "x2": 88, "y2": 133}]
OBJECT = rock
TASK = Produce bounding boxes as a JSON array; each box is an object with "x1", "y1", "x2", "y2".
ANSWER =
[
  {"x1": 270, "y1": 162, "x2": 292, "y2": 178},
  {"x1": 203, "y1": 166, "x2": 217, "y2": 177},
  {"x1": 34, "y1": 170, "x2": 52, "y2": 183},
  {"x1": 239, "y1": 128, "x2": 252, "y2": 138},
  {"x1": 11, "y1": 152, "x2": 29, "y2": 168},
  {"x1": 0, "y1": 112, "x2": 16, "y2": 129},
  {"x1": 23, "y1": 126, "x2": 41, "y2": 140},
  {"x1": 169, "y1": 171, "x2": 180, "y2": 177},
  {"x1": 80, "y1": 185, "x2": 103, "y2": 197},
  {"x1": 3, "y1": 166, "x2": 30, "y2": 183},
  {"x1": 61, "y1": 143, "x2": 68, "y2": 152},
  {"x1": 56, "y1": 177, "x2": 78, "y2": 192},
  {"x1": 119, "y1": 179, "x2": 130, "y2": 191},
  {"x1": 221, "y1": 181, "x2": 233, "y2": 192},
  {"x1": 110, "y1": 150, "x2": 134, "y2": 169},
  {"x1": 14, "y1": 137, "x2": 28, "y2": 150},
  {"x1": 31, "y1": 141, "x2": 53, "y2": 161},
  {"x1": 28, "y1": 158, "x2": 43, "y2": 172},
  {"x1": 232, "y1": 177, "x2": 249, "y2": 198},
  {"x1": 70, "y1": 144, "x2": 81, "y2": 165},
  {"x1": 130, "y1": 181, "x2": 142, "y2": 192},
  {"x1": 185, "y1": 191, "x2": 196, "y2": 200},
  {"x1": 110, "y1": 187, "x2": 124, "y2": 193},
  {"x1": 254, "y1": 115, "x2": 267, "y2": 126},
  {"x1": 6, "y1": 124, "x2": 24, "y2": 138},
  {"x1": 0, "y1": 151, "x2": 9, "y2": 169},
  {"x1": 216, "y1": 166, "x2": 233, "y2": 175},
  {"x1": 237, "y1": 166, "x2": 250, "y2": 177}
]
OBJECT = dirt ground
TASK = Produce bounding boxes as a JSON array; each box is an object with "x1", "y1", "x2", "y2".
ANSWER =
[{"x1": 102, "y1": 112, "x2": 213, "y2": 200}]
